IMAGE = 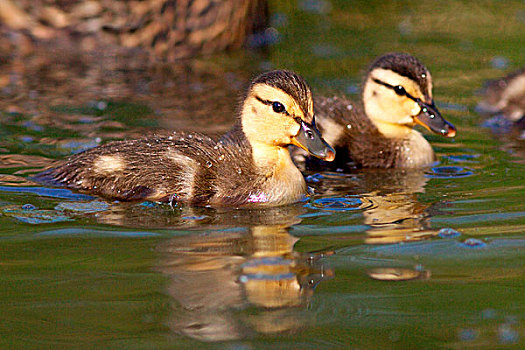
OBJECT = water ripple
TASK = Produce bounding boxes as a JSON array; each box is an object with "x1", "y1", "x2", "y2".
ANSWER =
[
  {"x1": 54, "y1": 200, "x2": 109, "y2": 213},
  {"x1": 481, "y1": 114, "x2": 515, "y2": 133},
  {"x1": 442, "y1": 154, "x2": 480, "y2": 163},
  {"x1": 367, "y1": 267, "x2": 431, "y2": 281},
  {"x1": 459, "y1": 238, "x2": 487, "y2": 249},
  {"x1": 2, "y1": 205, "x2": 72, "y2": 224},
  {"x1": 438, "y1": 228, "x2": 462, "y2": 238},
  {"x1": 306, "y1": 196, "x2": 374, "y2": 212},
  {"x1": 181, "y1": 215, "x2": 209, "y2": 221},
  {"x1": 35, "y1": 228, "x2": 160, "y2": 237},
  {"x1": 425, "y1": 166, "x2": 474, "y2": 179}
]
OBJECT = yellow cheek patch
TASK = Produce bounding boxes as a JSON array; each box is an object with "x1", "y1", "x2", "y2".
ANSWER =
[
  {"x1": 290, "y1": 123, "x2": 301, "y2": 137},
  {"x1": 94, "y1": 155, "x2": 126, "y2": 175},
  {"x1": 395, "y1": 99, "x2": 420, "y2": 124}
]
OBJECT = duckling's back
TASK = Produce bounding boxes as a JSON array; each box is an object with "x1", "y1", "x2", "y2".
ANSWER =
[
  {"x1": 36, "y1": 133, "x2": 223, "y2": 203},
  {"x1": 35, "y1": 130, "x2": 283, "y2": 206}
]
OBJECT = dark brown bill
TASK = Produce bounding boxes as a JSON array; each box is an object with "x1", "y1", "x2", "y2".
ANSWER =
[
  {"x1": 414, "y1": 101, "x2": 456, "y2": 137},
  {"x1": 292, "y1": 120, "x2": 336, "y2": 161}
]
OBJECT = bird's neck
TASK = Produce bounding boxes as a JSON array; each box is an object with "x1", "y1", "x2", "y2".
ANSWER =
[
  {"x1": 222, "y1": 119, "x2": 295, "y2": 171},
  {"x1": 220, "y1": 121, "x2": 252, "y2": 151},
  {"x1": 220, "y1": 120, "x2": 306, "y2": 205},
  {"x1": 372, "y1": 119, "x2": 414, "y2": 139}
]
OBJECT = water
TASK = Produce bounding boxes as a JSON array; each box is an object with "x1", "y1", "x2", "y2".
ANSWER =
[{"x1": 1, "y1": 0, "x2": 524, "y2": 349}]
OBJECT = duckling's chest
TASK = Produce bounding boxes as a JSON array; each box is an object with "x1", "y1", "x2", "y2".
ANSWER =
[
  {"x1": 212, "y1": 150, "x2": 306, "y2": 206},
  {"x1": 255, "y1": 157, "x2": 306, "y2": 205},
  {"x1": 398, "y1": 131, "x2": 435, "y2": 167}
]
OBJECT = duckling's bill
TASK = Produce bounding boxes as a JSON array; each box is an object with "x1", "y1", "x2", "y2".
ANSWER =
[
  {"x1": 292, "y1": 119, "x2": 336, "y2": 161},
  {"x1": 414, "y1": 101, "x2": 456, "y2": 137}
]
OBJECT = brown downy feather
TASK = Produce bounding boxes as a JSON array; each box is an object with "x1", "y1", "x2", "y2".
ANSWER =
[
  {"x1": 35, "y1": 128, "x2": 269, "y2": 206},
  {"x1": 479, "y1": 67, "x2": 525, "y2": 123}
]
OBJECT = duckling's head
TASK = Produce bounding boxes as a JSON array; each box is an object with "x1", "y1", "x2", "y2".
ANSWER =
[
  {"x1": 241, "y1": 70, "x2": 335, "y2": 161},
  {"x1": 362, "y1": 53, "x2": 456, "y2": 138}
]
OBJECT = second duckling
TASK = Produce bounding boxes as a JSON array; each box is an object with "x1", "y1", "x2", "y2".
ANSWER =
[
  {"x1": 35, "y1": 70, "x2": 335, "y2": 207},
  {"x1": 477, "y1": 66, "x2": 525, "y2": 126},
  {"x1": 306, "y1": 53, "x2": 456, "y2": 169}
]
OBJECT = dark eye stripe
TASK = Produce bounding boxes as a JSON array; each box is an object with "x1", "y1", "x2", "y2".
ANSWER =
[
  {"x1": 255, "y1": 95, "x2": 291, "y2": 116},
  {"x1": 372, "y1": 78, "x2": 420, "y2": 103}
]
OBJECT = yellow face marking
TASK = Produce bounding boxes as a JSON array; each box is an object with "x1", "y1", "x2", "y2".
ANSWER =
[
  {"x1": 371, "y1": 68, "x2": 427, "y2": 103},
  {"x1": 363, "y1": 68, "x2": 430, "y2": 133},
  {"x1": 242, "y1": 84, "x2": 310, "y2": 149},
  {"x1": 251, "y1": 83, "x2": 312, "y2": 123},
  {"x1": 93, "y1": 155, "x2": 126, "y2": 175}
]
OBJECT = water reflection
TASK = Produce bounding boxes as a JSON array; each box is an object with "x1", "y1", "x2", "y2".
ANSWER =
[
  {"x1": 361, "y1": 169, "x2": 439, "y2": 246},
  {"x1": 0, "y1": 48, "x2": 255, "y2": 154},
  {"x1": 309, "y1": 168, "x2": 438, "y2": 245},
  {"x1": 367, "y1": 267, "x2": 430, "y2": 281},
  {"x1": 156, "y1": 215, "x2": 332, "y2": 341},
  {"x1": 0, "y1": 187, "x2": 333, "y2": 342}
]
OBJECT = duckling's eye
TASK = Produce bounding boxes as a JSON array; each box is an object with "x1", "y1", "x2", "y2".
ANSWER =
[
  {"x1": 394, "y1": 85, "x2": 406, "y2": 96},
  {"x1": 272, "y1": 101, "x2": 286, "y2": 113}
]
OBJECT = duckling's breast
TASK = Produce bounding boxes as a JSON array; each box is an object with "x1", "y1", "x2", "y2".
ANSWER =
[{"x1": 210, "y1": 145, "x2": 306, "y2": 207}]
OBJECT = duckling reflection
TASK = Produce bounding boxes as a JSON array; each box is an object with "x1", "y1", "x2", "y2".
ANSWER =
[
  {"x1": 360, "y1": 169, "x2": 437, "y2": 245},
  {"x1": 310, "y1": 168, "x2": 437, "y2": 245},
  {"x1": 93, "y1": 201, "x2": 306, "y2": 230},
  {"x1": 329, "y1": 169, "x2": 437, "y2": 281},
  {"x1": 156, "y1": 222, "x2": 333, "y2": 341}
]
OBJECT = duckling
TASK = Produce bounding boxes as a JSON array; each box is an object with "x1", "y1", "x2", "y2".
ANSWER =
[
  {"x1": 0, "y1": 0, "x2": 268, "y2": 60},
  {"x1": 35, "y1": 70, "x2": 335, "y2": 207},
  {"x1": 303, "y1": 53, "x2": 456, "y2": 169},
  {"x1": 478, "y1": 67, "x2": 525, "y2": 126}
]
